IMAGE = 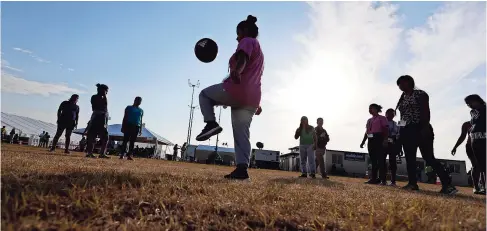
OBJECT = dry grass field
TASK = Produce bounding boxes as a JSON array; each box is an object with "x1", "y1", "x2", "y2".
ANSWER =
[{"x1": 1, "y1": 144, "x2": 485, "y2": 231}]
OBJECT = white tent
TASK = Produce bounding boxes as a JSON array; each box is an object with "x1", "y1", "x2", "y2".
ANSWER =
[{"x1": 73, "y1": 124, "x2": 173, "y2": 145}]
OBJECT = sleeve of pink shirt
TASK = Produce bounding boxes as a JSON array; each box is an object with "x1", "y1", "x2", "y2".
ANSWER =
[
  {"x1": 380, "y1": 116, "x2": 389, "y2": 129},
  {"x1": 236, "y1": 38, "x2": 254, "y2": 58}
]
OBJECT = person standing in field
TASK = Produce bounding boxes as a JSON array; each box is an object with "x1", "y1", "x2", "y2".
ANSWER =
[
  {"x1": 451, "y1": 121, "x2": 483, "y2": 194},
  {"x1": 9, "y1": 128, "x2": 16, "y2": 144},
  {"x1": 464, "y1": 94, "x2": 486, "y2": 194},
  {"x1": 195, "y1": 15, "x2": 264, "y2": 180},
  {"x1": 295, "y1": 116, "x2": 316, "y2": 178},
  {"x1": 360, "y1": 104, "x2": 388, "y2": 185},
  {"x1": 85, "y1": 84, "x2": 110, "y2": 159},
  {"x1": 50, "y1": 94, "x2": 80, "y2": 154},
  {"x1": 120, "y1": 97, "x2": 144, "y2": 160},
  {"x1": 314, "y1": 117, "x2": 330, "y2": 179},
  {"x1": 384, "y1": 108, "x2": 400, "y2": 186},
  {"x1": 395, "y1": 75, "x2": 457, "y2": 194},
  {"x1": 38, "y1": 131, "x2": 46, "y2": 147}
]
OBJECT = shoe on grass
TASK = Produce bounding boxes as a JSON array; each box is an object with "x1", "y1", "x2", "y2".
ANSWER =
[
  {"x1": 299, "y1": 173, "x2": 308, "y2": 178},
  {"x1": 440, "y1": 185, "x2": 458, "y2": 195},
  {"x1": 196, "y1": 122, "x2": 223, "y2": 142},
  {"x1": 224, "y1": 164, "x2": 249, "y2": 180},
  {"x1": 401, "y1": 184, "x2": 419, "y2": 191},
  {"x1": 98, "y1": 154, "x2": 110, "y2": 159},
  {"x1": 85, "y1": 153, "x2": 96, "y2": 158}
]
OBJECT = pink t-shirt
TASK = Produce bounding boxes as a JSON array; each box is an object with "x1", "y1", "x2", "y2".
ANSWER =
[
  {"x1": 223, "y1": 37, "x2": 264, "y2": 108},
  {"x1": 366, "y1": 115, "x2": 388, "y2": 134}
]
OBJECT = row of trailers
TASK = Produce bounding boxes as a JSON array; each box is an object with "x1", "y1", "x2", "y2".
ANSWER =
[{"x1": 182, "y1": 144, "x2": 281, "y2": 170}]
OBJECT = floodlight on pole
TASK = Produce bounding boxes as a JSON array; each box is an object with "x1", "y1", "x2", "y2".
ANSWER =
[{"x1": 186, "y1": 79, "x2": 200, "y2": 151}]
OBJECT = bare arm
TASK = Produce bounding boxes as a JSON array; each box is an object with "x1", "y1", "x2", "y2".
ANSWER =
[
  {"x1": 57, "y1": 102, "x2": 64, "y2": 121},
  {"x1": 453, "y1": 123, "x2": 469, "y2": 150},
  {"x1": 75, "y1": 106, "x2": 79, "y2": 127},
  {"x1": 361, "y1": 133, "x2": 368, "y2": 145},
  {"x1": 418, "y1": 92, "x2": 431, "y2": 127},
  {"x1": 231, "y1": 51, "x2": 248, "y2": 84},
  {"x1": 294, "y1": 128, "x2": 301, "y2": 140},
  {"x1": 122, "y1": 107, "x2": 128, "y2": 129}
]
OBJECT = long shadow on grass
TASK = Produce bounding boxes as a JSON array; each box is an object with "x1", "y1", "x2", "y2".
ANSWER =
[
  {"x1": 268, "y1": 177, "x2": 344, "y2": 188},
  {"x1": 408, "y1": 188, "x2": 487, "y2": 203}
]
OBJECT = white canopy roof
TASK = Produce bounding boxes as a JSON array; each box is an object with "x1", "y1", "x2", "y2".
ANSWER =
[{"x1": 73, "y1": 124, "x2": 173, "y2": 145}]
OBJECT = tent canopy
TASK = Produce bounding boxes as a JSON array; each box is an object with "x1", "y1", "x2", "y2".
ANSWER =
[{"x1": 73, "y1": 124, "x2": 173, "y2": 145}]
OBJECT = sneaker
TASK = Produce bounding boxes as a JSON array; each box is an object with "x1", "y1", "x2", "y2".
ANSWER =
[
  {"x1": 98, "y1": 154, "x2": 110, "y2": 159},
  {"x1": 64, "y1": 150, "x2": 70, "y2": 154},
  {"x1": 389, "y1": 182, "x2": 397, "y2": 187},
  {"x1": 119, "y1": 154, "x2": 124, "y2": 159},
  {"x1": 299, "y1": 174, "x2": 308, "y2": 178},
  {"x1": 85, "y1": 153, "x2": 96, "y2": 158},
  {"x1": 224, "y1": 164, "x2": 249, "y2": 180},
  {"x1": 322, "y1": 175, "x2": 330, "y2": 179},
  {"x1": 310, "y1": 174, "x2": 316, "y2": 179},
  {"x1": 196, "y1": 122, "x2": 223, "y2": 142},
  {"x1": 49, "y1": 148, "x2": 55, "y2": 153},
  {"x1": 379, "y1": 181, "x2": 387, "y2": 186},
  {"x1": 365, "y1": 179, "x2": 379, "y2": 184},
  {"x1": 402, "y1": 184, "x2": 419, "y2": 191},
  {"x1": 475, "y1": 189, "x2": 486, "y2": 195},
  {"x1": 127, "y1": 156, "x2": 134, "y2": 161},
  {"x1": 440, "y1": 185, "x2": 458, "y2": 195}
]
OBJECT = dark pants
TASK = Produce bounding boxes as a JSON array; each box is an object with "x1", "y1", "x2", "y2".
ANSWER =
[
  {"x1": 466, "y1": 142, "x2": 481, "y2": 190},
  {"x1": 51, "y1": 122, "x2": 74, "y2": 150},
  {"x1": 401, "y1": 124, "x2": 450, "y2": 186},
  {"x1": 471, "y1": 138, "x2": 486, "y2": 190},
  {"x1": 368, "y1": 133, "x2": 386, "y2": 182},
  {"x1": 385, "y1": 139, "x2": 399, "y2": 183},
  {"x1": 86, "y1": 113, "x2": 108, "y2": 155},
  {"x1": 121, "y1": 124, "x2": 140, "y2": 156}
]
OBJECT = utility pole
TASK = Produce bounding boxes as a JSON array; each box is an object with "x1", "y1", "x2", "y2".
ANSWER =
[
  {"x1": 185, "y1": 79, "x2": 200, "y2": 161},
  {"x1": 215, "y1": 106, "x2": 223, "y2": 153}
]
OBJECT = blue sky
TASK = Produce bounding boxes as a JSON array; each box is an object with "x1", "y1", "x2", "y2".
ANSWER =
[{"x1": 1, "y1": 2, "x2": 485, "y2": 166}]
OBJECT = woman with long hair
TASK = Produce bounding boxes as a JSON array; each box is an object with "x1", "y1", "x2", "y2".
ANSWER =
[
  {"x1": 360, "y1": 104, "x2": 388, "y2": 185},
  {"x1": 295, "y1": 116, "x2": 316, "y2": 178},
  {"x1": 451, "y1": 121, "x2": 483, "y2": 194},
  {"x1": 464, "y1": 94, "x2": 486, "y2": 193},
  {"x1": 395, "y1": 75, "x2": 457, "y2": 194}
]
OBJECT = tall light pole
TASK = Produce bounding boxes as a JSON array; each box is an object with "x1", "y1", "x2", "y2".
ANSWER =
[
  {"x1": 185, "y1": 79, "x2": 200, "y2": 160},
  {"x1": 215, "y1": 106, "x2": 223, "y2": 153}
]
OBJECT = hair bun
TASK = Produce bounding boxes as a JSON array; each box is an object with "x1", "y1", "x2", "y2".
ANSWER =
[
  {"x1": 96, "y1": 83, "x2": 101, "y2": 87},
  {"x1": 246, "y1": 15, "x2": 257, "y2": 24}
]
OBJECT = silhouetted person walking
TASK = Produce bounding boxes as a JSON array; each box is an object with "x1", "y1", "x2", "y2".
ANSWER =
[
  {"x1": 50, "y1": 94, "x2": 79, "y2": 154},
  {"x1": 395, "y1": 75, "x2": 457, "y2": 195}
]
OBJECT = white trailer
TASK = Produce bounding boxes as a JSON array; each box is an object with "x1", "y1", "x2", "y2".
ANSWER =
[{"x1": 251, "y1": 149, "x2": 280, "y2": 170}]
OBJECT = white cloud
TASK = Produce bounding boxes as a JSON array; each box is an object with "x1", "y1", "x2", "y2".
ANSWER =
[
  {"x1": 12, "y1": 47, "x2": 51, "y2": 63},
  {"x1": 1, "y1": 59, "x2": 23, "y2": 72},
  {"x1": 257, "y1": 2, "x2": 485, "y2": 164},
  {"x1": 67, "y1": 68, "x2": 74, "y2": 72},
  {"x1": 1, "y1": 72, "x2": 86, "y2": 97},
  {"x1": 12, "y1": 47, "x2": 33, "y2": 54}
]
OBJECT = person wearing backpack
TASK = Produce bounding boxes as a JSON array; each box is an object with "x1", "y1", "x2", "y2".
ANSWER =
[{"x1": 314, "y1": 117, "x2": 330, "y2": 179}]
